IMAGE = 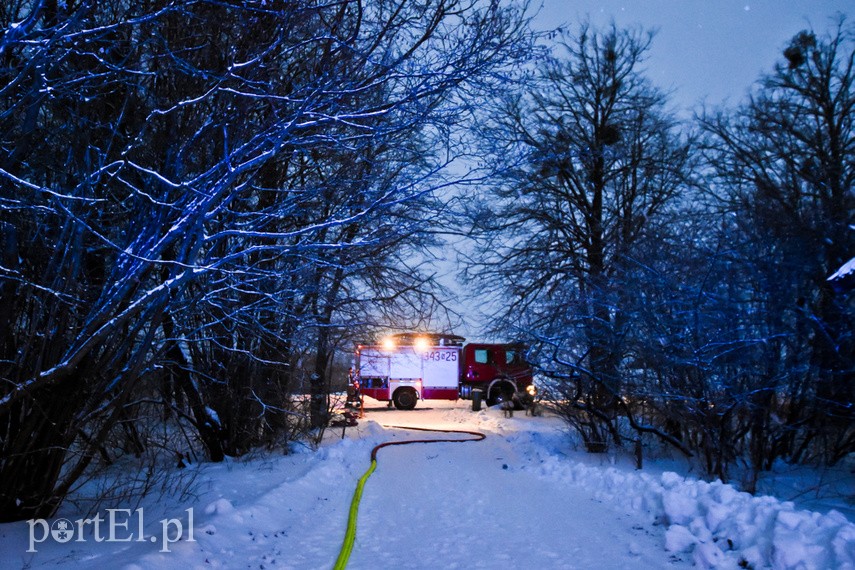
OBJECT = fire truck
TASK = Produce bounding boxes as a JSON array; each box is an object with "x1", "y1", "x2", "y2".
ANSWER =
[{"x1": 353, "y1": 332, "x2": 533, "y2": 410}]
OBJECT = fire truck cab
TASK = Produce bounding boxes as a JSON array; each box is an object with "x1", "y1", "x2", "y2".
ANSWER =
[{"x1": 355, "y1": 332, "x2": 533, "y2": 410}]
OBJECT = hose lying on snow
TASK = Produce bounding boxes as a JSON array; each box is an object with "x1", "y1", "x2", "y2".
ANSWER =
[{"x1": 333, "y1": 425, "x2": 486, "y2": 570}]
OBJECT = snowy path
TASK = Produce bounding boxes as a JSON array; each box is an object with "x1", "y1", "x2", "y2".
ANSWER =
[
  {"x1": 348, "y1": 427, "x2": 687, "y2": 569},
  {"x1": 1, "y1": 398, "x2": 853, "y2": 569}
]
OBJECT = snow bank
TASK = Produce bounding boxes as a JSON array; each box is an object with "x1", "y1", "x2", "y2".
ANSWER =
[
  {"x1": 382, "y1": 400, "x2": 855, "y2": 569},
  {"x1": 534, "y1": 452, "x2": 855, "y2": 569}
]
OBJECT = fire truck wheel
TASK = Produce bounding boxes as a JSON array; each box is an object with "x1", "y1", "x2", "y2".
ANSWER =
[{"x1": 393, "y1": 388, "x2": 418, "y2": 410}]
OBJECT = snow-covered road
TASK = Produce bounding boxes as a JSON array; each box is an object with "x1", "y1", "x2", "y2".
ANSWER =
[
  {"x1": 347, "y1": 425, "x2": 685, "y2": 569},
  {"x1": 1, "y1": 398, "x2": 853, "y2": 569}
]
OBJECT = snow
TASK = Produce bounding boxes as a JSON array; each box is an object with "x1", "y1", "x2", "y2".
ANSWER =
[
  {"x1": 204, "y1": 406, "x2": 221, "y2": 428},
  {"x1": 829, "y1": 256, "x2": 855, "y2": 281},
  {"x1": 1, "y1": 399, "x2": 853, "y2": 569}
]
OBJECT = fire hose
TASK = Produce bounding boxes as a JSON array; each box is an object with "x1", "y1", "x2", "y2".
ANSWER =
[{"x1": 333, "y1": 425, "x2": 486, "y2": 570}]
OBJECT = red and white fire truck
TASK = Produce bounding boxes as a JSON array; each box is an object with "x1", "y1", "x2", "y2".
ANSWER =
[{"x1": 353, "y1": 332, "x2": 533, "y2": 410}]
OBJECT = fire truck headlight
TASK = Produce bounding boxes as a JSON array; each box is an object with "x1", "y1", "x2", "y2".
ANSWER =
[{"x1": 526, "y1": 384, "x2": 537, "y2": 397}]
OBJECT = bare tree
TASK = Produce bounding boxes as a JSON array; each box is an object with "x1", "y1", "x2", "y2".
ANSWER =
[
  {"x1": 466, "y1": 22, "x2": 693, "y2": 452},
  {"x1": 0, "y1": 0, "x2": 535, "y2": 521},
  {"x1": 699, "y1": 16, "x2": 855, "y2": 470}
]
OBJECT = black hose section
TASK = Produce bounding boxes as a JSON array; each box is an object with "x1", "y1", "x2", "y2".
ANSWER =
[{"x1": 371, "y1": 425, "x2": 486, "y2": 461}]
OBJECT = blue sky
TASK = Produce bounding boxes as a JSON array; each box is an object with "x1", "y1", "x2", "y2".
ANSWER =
[{"x1": 534, "y1": 1, "x2": 851, "y2": 114}]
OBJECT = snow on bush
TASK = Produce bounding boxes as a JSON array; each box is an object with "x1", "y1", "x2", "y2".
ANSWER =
[
  {"x1": 204, "y1": 498, "x2": 235, "y2": 516},
  {"x1": 534, "y1": 452, "x2": 855, "y2": 569}
]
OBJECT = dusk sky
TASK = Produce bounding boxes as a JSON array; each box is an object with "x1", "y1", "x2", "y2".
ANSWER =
[{"x1": 535, "y1": 1, "x2": 851, "y2": 114}]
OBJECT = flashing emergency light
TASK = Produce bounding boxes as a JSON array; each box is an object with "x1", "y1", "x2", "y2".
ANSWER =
[{"x1": 413, "y1": 336, "x2": 430, "y2": 353}]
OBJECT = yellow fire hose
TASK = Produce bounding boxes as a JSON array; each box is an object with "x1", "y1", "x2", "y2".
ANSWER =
[{"x1": 333, "y1": 425, "x2": 486, "y2": 570}]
